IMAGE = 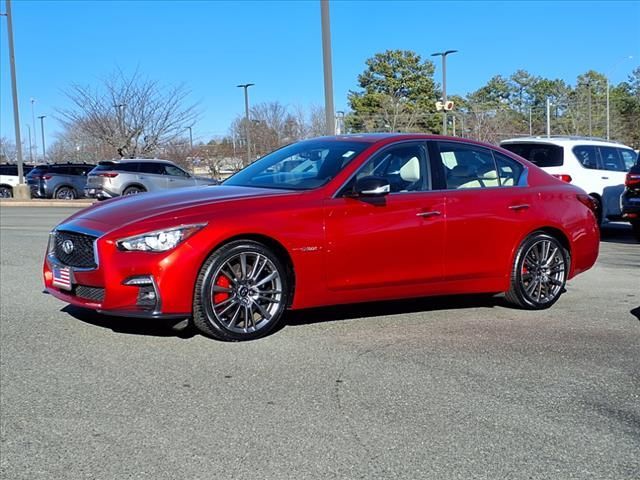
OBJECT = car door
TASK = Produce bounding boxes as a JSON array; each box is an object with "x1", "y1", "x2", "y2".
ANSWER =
[
  {"x1": 324, "y1": 141, "x2": 446, "y2": 292},
  {"x1": 138, "y1": 162, "x2": 168, "y2": 191},
  {"x1": 430, "y1": 140, "x2": 535, "y2": 281},
  {"x1": 163, "y1": 164, "x2": 196, "y2": 188}
]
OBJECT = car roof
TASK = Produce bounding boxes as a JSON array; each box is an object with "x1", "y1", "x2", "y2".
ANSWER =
[
  {"x1": 100, "y1": 158, "x2": 175, "y2": 164},
  {"x1": 500, "y1": 136, "x2": 633, "y2": 148}
]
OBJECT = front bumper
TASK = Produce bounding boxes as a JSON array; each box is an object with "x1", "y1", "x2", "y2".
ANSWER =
[{"x1": 43, "y1": 225, "x2": 198, "y2": 319}]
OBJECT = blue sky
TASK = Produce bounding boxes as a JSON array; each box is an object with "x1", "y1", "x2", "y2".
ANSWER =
[{"x1": 1, "y1": 0, "x2": 639, "y2": 151}]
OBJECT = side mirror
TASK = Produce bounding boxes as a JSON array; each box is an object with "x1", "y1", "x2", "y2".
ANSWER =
[{"x1": 352, "y1": 176, "x2": 391, "y2": 197}]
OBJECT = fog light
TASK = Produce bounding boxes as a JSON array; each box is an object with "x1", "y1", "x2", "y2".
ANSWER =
[{"x1": 123, "y1": 276, "x2": 159, "y2": 310}]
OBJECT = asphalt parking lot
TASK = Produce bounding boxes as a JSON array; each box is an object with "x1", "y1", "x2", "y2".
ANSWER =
[{"x1": 1, "y1": 206, "x2": 638, "y2": 480}]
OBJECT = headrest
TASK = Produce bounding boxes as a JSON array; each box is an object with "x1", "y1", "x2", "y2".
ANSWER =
[{"x1": 399, "y1": 157, "x2": 420, "y2": 182}]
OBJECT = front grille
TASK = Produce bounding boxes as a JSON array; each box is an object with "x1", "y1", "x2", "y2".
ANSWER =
[
  {"x1": 75, "y1": 285, "x2": 105, "y2": 302},
  {"x1": 54, "y1": 231, "x2": 97, "y2": 268}
]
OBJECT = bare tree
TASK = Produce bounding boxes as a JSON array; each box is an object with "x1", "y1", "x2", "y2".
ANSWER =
[
  {"x1": 0, "y1": 137, "x2": 19, "y2": 163},
  {"x1": 59, "y1": 70, "x2": 199, "y2": 158}
]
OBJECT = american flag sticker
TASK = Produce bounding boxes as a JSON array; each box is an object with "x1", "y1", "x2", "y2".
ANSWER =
[{"x1": 52, "y1": 266, "x2": 73, "y2": 291}]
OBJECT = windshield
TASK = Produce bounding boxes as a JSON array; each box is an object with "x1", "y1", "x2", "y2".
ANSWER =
[{"x1": 223, "y1": 140, "x2": 369, "y2": 190}]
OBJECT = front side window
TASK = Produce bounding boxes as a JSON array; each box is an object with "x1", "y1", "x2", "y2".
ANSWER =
[
  {"x1": 619, "y1": 149, "x2": 637, "y2": 170},
  {"x1": 348, "y1": 142, "x2": 429, "y2": 193},
  {"x1": 164, "y1": 165, "x2": 189, "y2": 177},
  {"x1": 437, "y1": 142, "x2": 499, "y2": 189},
  {"x1": 224, "y1": 140, "x2": 369, "y2": 191}
]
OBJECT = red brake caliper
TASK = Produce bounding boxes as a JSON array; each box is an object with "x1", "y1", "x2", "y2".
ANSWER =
[{"x1": 213, "y1": 275, "x2": 231, "y2": 304}]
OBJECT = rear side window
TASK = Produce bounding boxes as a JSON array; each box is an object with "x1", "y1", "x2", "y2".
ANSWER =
[
  {"x1": 93, "y1": 162, "x2": 139, "y2": 173},
  {"x1": 501, "y1": 143, "x2": 564, "y2": 167},
  {"x1": 138, "y1": 163, "x2": 165, "y2": 174},
  {"x1": 0, "y1": 165, "x2": 18, "y2": 176},
  {"x1": 493, "y1": 152, "x2": 524, "y2": 186},
  {"x1": 573, "y1": 145, "x2": 599, "y2": 169},
  {"x1": 50, "y1": 166, "x2": 71, "y2": 175}
]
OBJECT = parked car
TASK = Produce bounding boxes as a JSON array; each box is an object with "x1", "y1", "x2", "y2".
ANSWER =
[
  {"x1": 500, "y1": 136, "x2": 637, "y2": 224},
  {"x1": 621, "y1": 156, "x2": 640, "y2": 241},
  {"x1": 44, "y1": 134, "x2": 600, "y2": 341},
  {"x1": 26, "y1": 163, "x2": 94, "y2": 199},
  {"x1": 84, "y1": 159, "x2": 217, "y2": 199},
  {"x1": 0, "y1": 164, "x2": 34, "y2": 198}
]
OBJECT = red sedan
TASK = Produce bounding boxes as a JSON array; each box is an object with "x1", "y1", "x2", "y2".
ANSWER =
[{"x1": 44, "y1": 134, "x2": 600, "y2": 341}]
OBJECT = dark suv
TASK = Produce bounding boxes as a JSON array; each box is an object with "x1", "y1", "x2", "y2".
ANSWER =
[
  {"x1": 26, "y1": 163, "x2": 95, "y2": 199},
  {"x1": 621, "y1": 155, "x2": 640, "y2": 241}
]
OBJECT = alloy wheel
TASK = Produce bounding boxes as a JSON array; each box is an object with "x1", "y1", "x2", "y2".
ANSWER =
[
  {"x1": 206, "y1": 251, "x2": 283, "y2": 334},
  {"x1": 519, "y1": 239, "x2": 566, "y2": 305}
]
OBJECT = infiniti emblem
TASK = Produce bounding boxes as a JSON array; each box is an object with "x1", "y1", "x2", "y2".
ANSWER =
[{"x1": 61, "y1": 240, "x2": 75, "y2": 255}]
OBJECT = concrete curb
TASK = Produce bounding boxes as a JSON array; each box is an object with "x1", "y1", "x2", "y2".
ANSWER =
[{"x1": 0, "y1": 199, "x2": 96, "y2": 207}]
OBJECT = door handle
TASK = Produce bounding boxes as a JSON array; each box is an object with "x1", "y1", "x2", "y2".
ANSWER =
[
  {"x1": 417, "y1": 211, "x2": 441, "y2": 218},
  {"x1": 601, "y1": 176, "x2": 609, "y2": 180},
  {"x1": 509, "y1": 204, "x2": 530, "y2": 211}
]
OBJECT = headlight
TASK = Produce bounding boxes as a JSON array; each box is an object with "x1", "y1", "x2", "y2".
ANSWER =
[{"x1": 116, "y1": 224, "x2": 206, "y2": 252}]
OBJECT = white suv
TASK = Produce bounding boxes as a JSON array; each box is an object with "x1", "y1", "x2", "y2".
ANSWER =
[
  {"x1": 0, "y1": 164, "x2": 34, "y2": 198},
  {"x1": 500, "y1": 136, "x2": 637, "y2": 224}
]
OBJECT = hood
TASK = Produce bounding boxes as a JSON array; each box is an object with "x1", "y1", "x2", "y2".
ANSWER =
[{"x1": 66, "y1": 185, "x2": 289, "y2": 231}]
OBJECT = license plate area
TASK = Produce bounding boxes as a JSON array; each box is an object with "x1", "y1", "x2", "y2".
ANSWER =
[{"x1": 52, "y1": 265, "x2": 73, "y2": 291}]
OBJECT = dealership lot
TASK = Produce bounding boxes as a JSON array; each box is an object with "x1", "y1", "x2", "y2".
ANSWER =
[{"x1": 1, "y1": 206, "x2": 638, "y2": 479}]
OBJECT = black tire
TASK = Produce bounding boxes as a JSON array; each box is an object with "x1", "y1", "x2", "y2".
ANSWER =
[
  {"x1": 192, "y1": 240, "x2": 290, "y2": 341},
  {"x1": 590, "y1": 195, "x2": 603, "y2": 226},
  {"x1": 631, "y1": 220, "x2": 640, "y2": 243},
  {"x1": 123, "y1": 186, "x2": 145, "y2": 196},
  {"x1": 505, "y1": 232, "x2": 569, "y2": 310},
  {"x1": 54, "y1": 186, "x2": 76, "y2": 200},
  {"x1": 0, "y1": 186, "x2": 12, "y2": 198}
]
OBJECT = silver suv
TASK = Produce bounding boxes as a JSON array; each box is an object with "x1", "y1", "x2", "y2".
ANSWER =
[{"x1": 85, "y1": 159, "x2": 217, "y2": 199}]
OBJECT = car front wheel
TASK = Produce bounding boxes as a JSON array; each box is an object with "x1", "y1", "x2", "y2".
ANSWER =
[
  {"x1": 505, "y1": 232, "x2": 569, "y2": 309},
  {"x1": 192, "y1": 240, "x2": 289, "y2": 341}
]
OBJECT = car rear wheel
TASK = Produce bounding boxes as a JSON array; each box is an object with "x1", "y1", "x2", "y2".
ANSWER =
[
  {"x1": 123, "y1": 186, "x2": 145, "y2": 196},
  {"x1": 0, "y1": 186, "x2": 12, "y2": 198},
  {"x1": 590, "y1": 195, "x2": 603, "y2": 226},
  {"x1": 192, "y1": 240, "x2": 289, "y2": 341},
  {"x1": 505, "y1": 232, "x2": 569, "y2": 309},
  {"x1": 55, "y1": 186, "x2": 76, "y2": 200}
]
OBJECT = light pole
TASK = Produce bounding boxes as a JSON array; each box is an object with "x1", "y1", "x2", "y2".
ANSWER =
[
  {"x1": 31, "y1": 98, "x2": 38, "y2": 160},
  {"x1": 431, "y1": 50, "x2": 458, "y2": 135},
  {"x1": 187, "y1": 126, "x2": 193, "y2": 149},
  {"x1": 38, "y1": 115, "x2": 46, "y2": 161},
  {"x1": 3, "y1": 0, "x2": 28, "y2": 197},
  {"x1": 114, "y1": 103, "x2": 126, "y2": 132},
  {"x1": 606, "y1": 55, "x2": 632, "y2": 140},
  {"x1": 26, "y1": 123, "x2": 33, "y2": 162},
  {"x1": 237, "y1": 83, "x2": 254, "y2": 166},
  {"x1": 320, "y1": 0, "x2": 335, "y2": 135}
]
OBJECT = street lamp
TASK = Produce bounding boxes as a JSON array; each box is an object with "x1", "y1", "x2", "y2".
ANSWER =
[
  {"x1": 38, "y1": 115, "x2": 46, "y2": 161},
  {"x1": 431, "y1": 49, "x2": 458, "y2": 135},
  {"x1": 26, "y1": 123, "x2": 33, "y2": 162},
  {"x1": 606, "y1": 55, "x2": 633, "y2": 140},
  {"x1": 578, "y1": 80, "x2": 593, "y2": 137},
  {"x1": 237, "y1": 83, "x2": 254, "y2": 166}
]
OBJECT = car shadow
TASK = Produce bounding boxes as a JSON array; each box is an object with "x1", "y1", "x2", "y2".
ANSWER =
[
  {"x1": 600, "y1": 223, "x2": 637, "y2": 245},
  {"x1": 631, "y1": 307, "x2": 640, "y2": 322},
  {"x1": 284, "y1": 293, "x2": 504, "y2": 327},
  {"x1": 61, "y1": 305, "x2": 196, "y2": 339}
]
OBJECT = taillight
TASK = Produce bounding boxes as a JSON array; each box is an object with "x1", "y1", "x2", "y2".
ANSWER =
[
  {"x1": 552, "y1": 174, "x2": 572, "y2": 183},
  {"x1": 97, "y1": 172, "x2": 119, "y2": 178},
  {"x1": 577, "y1": 194, "x2": 598, "y2": 215},
  {"x1": 626, "y1": 172, "x2": 640, "y2": 188},
  {"x1": 43, "y1": 174, "x2": 52, "y2": 180}
]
